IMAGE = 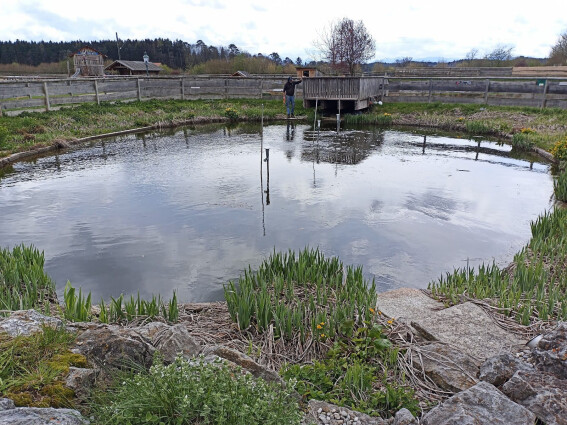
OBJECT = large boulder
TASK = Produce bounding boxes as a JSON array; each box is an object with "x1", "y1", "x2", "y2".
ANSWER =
[
  {"x1": 479, "y1": 352, "x2": 533, "y2": 387},
  {"x1": 532, "y1": 322, "x2": 567, "y2": 379},
  {"x1": 139, "y1": 322, "x2": 201, "y2": 363},
  {"x1": 0, "y1": 310, "x2": 64, "y2": 337},
  {"x1": 0, "y1": 398, "x2": 88, "y2": 425},
  {"x1": 421, "y1": 381, "x2": 536, "y2": 425},
  {"x1": 72, "y1": 324, "x2": 155, "y2": 374},
  {"x1": 502, "y1": 370, "x2": 567, "y2": 425},
  {"x1": 416, "y1": 342, "x2": 479, "y2": 392}
]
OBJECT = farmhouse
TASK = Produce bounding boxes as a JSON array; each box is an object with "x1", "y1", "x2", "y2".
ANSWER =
[{"x1": 105, "y1": 60, "x2": 163, "y2": 76}]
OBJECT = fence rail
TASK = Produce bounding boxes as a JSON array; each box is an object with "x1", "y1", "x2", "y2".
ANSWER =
[
  {"x1": 1, "y1": 75, "x2": 567, "y2": 115},
  {"x1": 383, "y1": 77, "x2": 567, "y2": 109}
]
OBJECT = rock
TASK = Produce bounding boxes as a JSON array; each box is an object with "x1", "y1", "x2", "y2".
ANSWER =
[
  {"x1": 0, "y1": 399, "x2": 15, "y2": 411},
  {"x1": 421, "y1": 381, "x2": 536, "y2": 425},
  {"x1": 411, "y1": 302, "x2": 524, "y2": 362},
  {"x1": 72, "y1": 324, "x2": 155, "y2": 375},
  {"x1": 479, "y1": 352, "x2": 533, "y2": 387},
  {"x1": 0, "y1": 310, "x2": 64, "y2": 337},
  {"x1": 137, "y1": 321, "x2": 169, "y2": 339},
  {"x1": 147, "y1": 323, "x2": 201, "y2": 363},
  {"x1": 64, "y1": 367, "x2": 97, "y2": 401},
  {"x1": 416, "y1": 342, "x2": 479, "y2": 392},
  {"x1": 201, "y1": 345, "x2": 283, "y2": 385},
  {"x1": 532, "y1": 322, "x2": 567, "y2": 379},
  {"x1": 392, "y1": 408, "x2": 417, "y2": 425},
  {"x1": 0, "y1": 399, "x2": 88, "y2": 424},
  {"x1": 502, "y1": 369, "x2": 567, "y2": 425},
  {"x1": 303, "y1": 400, "x2": 387, "y2": 425}
]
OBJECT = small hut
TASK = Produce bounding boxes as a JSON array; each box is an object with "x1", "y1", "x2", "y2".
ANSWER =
[
  {"x1": 70, "y1": 46, "x2": 106, "y2": 77},
  {"x1": 105, "y1": 60, "x2": 163, "y2": 76},
  {"x1": 296, "y1": 67, "x2": 322, "y2": 78}
]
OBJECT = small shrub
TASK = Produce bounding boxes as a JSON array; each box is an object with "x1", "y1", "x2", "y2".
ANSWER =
[
  {"x1": 92, "y1": 355, "x2": 303, "y2": 425},
  {"x1": 466, "y1": 120, "x2": 495, "y2": 135},
  {"x1": 551, "y1": 137, "x2": 567, "y2": 161},
  {"x1": 224, "y1": 107, "x2": 239, "y2": 121},
  {"x1": 512, "y1": 133, "x2": 535, "y2": 151},
  {"x1": 0, "y1": 125, "x2": 8, "y2": 146}
]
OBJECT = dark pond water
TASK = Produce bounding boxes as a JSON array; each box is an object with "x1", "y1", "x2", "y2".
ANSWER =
[{"x1": 0, "y1": 122, "x2": 554, "y2": 302}]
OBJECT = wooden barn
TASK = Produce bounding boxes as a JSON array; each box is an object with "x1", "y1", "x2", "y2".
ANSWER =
[
  {"x1": 105, "y1": 60, "x2": 163, "y2": 76},
  {"x1": 70, "y1": 46, "x2": 106, "y2": 77}
]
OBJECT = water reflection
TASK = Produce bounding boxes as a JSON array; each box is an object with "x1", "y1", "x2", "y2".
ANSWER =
[{"x1": 0, "y1": 123, "x2": 553, "y2": 303}]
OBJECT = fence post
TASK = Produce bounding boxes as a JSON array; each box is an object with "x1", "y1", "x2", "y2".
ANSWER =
[
  {"x1": 428, "y1": 79, "x2": 432, "y2": 103},
  {"x1": 484, "y1": 79, "x2": 490, "y2": 104},
  {"x1": 259, "y1": 79, "x2": 263, "y2": 99},
  {"x1": 540, "y1": 80, "x2": 549, "y2": 109},
  {"x1": 224, "y1": 79, "x2": 228, "y2": 99},
  {"x1": 180, "y1": 77, "x2": 185, "y2": 100},
  {"x1": 94, "y1": 80, "x2": 100, "y2": 105},
  {"x1": 43, "y1": 82, "x2": 50, "y2": 112},
  {"x1": 381, "y1": 77, "x2": 385, "y2": 101},
  {"x1": 137, "y1": 78, "x2": 142, "y2": 101}
]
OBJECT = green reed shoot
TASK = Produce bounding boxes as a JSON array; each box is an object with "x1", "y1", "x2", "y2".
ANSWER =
[{"x1": 0, "y1": 244, "x2": 56, "y2": 315}]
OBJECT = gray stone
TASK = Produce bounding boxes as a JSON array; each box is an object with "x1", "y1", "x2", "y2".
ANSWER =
[
  {"x1": 149, "y1": 323, "x2": 201, "y2": 363},
  {"x1": 72, "y1": 324, "x2": 155, "y2": 375},
  {"x1": 0, "y1": 310, "x2": 64, "y2": 337},
  {"x1": 0, "y1": 406, "x2": 88, "y2": 425},
  {"x1": 0, "y1": 399, "x2": 15, "y2": 412},
  {"x1": 532, "y1": 322, "x2": 567, "y2": 379},
  {"x1": 201, "y1": 345, "x2": 283, "y2": 385},
  {"x1": 479, "y1": 352, "x2": 533, "y2": 386},
  {"x1": 502, "y1": 369, "x2": 567, "y2": 425},
  {"x1": 392, "y1": 408, "x2": 417, "y2": 425},
  {"x1": 64, "y1": 367, "x2": 97, "y2": 401},
  {"x1": 421, "y1": 381, "x2": 536, "y2": 425},
  {"x1": 303, "y1": 400, "x2": 387, "y2": 425},
  {"x1": 416, "y1": 342, "x2": 479, "y2": 392},
  {"x1": 376, "y1": 288, "x2": 442, "y2": 325},
  {"x1": 412, "y1": 302, "x2": 524, "y2": 362}
]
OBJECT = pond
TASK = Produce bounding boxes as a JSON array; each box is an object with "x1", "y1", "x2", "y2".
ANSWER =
[{"x1": 0, "y1": 122, "x2": 554, "y2": 303}]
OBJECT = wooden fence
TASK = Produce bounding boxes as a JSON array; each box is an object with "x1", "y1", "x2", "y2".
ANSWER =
[
  {"x1": 2, "y1": 75, "x2": 567, "y2": 114},
  {"x1": 0, "y1": 76, "x2": 293, "y2": 114},
  {"x1": 384, "y1": 77, "x2": 567, "y2": 108}
]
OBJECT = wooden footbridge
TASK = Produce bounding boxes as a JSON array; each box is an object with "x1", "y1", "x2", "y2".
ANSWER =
[{"x1": 302, "y1": 77, "x2": 386, "y2": 112}]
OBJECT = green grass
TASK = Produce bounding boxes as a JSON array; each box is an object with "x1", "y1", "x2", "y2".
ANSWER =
[
  {"x1": 0, "y1": 244, "x2": 56, "y2": 315},
  {"x1": 90, "y1": 354, "x2": 303, "y2": 425},
  {"x1": 0, "y1": 99, "x2": 306, "y2": 156},
  {"x1": 0, "y1": 325, "x2": 86, "y2": 408}
]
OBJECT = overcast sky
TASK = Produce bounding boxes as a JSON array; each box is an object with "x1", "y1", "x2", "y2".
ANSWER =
[{"x1": 1, "y1": 0, "x2": 565, "y2": 63}]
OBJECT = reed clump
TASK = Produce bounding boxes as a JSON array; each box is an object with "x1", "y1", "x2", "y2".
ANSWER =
[
  {"x1": 429, "y1": 208, "x2": 567, "y2": 326},
  {"x1": 0, "y1": 244, "x2": 57, "y2": 315}
]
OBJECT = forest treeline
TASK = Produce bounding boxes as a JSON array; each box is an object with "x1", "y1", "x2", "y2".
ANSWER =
[{"x1": 0, "y1": 38, "x2": 305, "y2": 71}]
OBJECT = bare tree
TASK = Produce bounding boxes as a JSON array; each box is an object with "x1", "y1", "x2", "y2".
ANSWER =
[
  {"x1": 484, "y1": 44, "x2": 514, "y2": 66},
  {"x1": 395, "y1": 57, "x2": 413, "y2": 68},
  {"x1": 316, "y1": 18, "x2": 376, "y2": 75},
  {"x1": 548, "y1": 29, "x2": 567, "y2": 65}
]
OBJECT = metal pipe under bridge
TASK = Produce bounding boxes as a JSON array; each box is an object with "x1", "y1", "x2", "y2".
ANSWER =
[{"x1": 302, "y1": 76, "x2": 387, "y2": 112}]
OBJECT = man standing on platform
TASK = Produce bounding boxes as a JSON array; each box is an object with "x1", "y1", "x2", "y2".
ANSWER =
[{"x1": 283, "y1": 76, "x2": 302, "y2": 118}]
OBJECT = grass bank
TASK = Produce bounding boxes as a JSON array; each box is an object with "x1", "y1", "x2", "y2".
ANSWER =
[{"x1": 2, "y1": 99, "x2": 567, "y2": 162}]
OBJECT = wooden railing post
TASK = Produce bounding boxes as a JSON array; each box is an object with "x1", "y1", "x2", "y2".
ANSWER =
[
  {"x1": 137, "y1": 79, "x2": 142, "y2": 101},
  {"x1": 428, "y1": 79, "x2": 432, "y2": 103},
  {"x1": 94, "y1": 80, "x2": 100, "y2": 105},
  {"x1": 540, "y1": 80, "x2": 549, "y2": 109},
  {"x1": 43, "y1": 82, "x2": 50, "y2": 112},
  {"x1": 484, "y1": 79, "x2": 490, "y2": 104},
  {"x1": 180, "y1": 77, "x2": 185, "y2": 100}
]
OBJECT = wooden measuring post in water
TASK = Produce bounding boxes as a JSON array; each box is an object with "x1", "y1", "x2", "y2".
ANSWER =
[{"x1": 264, "y1": 148, "x2": 270, "y2": 205}]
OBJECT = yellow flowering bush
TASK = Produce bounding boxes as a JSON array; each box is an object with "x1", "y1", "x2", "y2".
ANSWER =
[{"x1": 551, "y1": 138, "x2": 567, "y2": 161}]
